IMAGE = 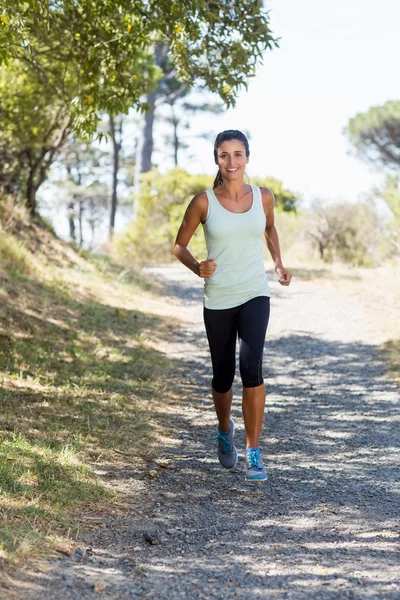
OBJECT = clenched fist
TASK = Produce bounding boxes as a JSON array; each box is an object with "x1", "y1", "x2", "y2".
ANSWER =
[{"x1": 198, "y1": 258, "x2": 218, "y2": 278}]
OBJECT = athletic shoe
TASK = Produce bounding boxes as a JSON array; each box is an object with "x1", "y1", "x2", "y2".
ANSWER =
[
  {"x1": 213, "y1": 418, "x2": 238, "y2": 470},
  {"x1": 245, "y1": 447, "x2": 268, "y2": 482}
]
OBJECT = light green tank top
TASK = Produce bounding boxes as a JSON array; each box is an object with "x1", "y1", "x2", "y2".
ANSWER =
[{"x1": 202, "y1": 185, "x2": 270, "y2": 309}]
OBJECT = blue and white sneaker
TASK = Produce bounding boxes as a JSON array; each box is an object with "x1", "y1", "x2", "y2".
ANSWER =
[
  {"x1": 213, "y1": 418, "x2": 238, "y2": 470},
  {"x1": 245, "y1": 447, "x2": 268, "y2": 482}
]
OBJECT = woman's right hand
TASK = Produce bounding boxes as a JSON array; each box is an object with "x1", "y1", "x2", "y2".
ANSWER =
[{"x1": 198, "y1": 258, "x2": 218, "y2": 278}]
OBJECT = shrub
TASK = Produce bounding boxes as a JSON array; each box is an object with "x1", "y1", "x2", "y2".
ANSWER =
[{"x1": 113, "y1": 168, "x2": 212, "y2": 264}]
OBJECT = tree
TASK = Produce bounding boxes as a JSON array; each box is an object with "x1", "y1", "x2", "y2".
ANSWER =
[
  {"x1": 1, "y1": 1, "x2": 278, "y2": 136},
  {"x1": 344, "y1": 100, "x2": 400, "y2": 171},
  {"x1": 49, "y1": 137, "x2": 108, "y2": 246},
  {"x1": 114, "y1": 168, "x2": 212, "y2": 263},
  {"x1": 0, "y1": 61, "x2": 71, "y2": 216},
  {"x1": 307, "y1": 200, "x2": 381, "y2": 265},
  {"x1": 159, "y1": 97, "x2": 223, "y2": 167},
  {"x1": 252, "y1": 176, "x2": 298, "y2": 212},
  {"x1": 1, "y1": 1, "x2": 278, "y2": 217},
  {"x1": 373, "y1": 175, "x2": 400, "y2": 255},
  {"x1": 108, "y1": 114, "x2": 124, "y2": 240}
]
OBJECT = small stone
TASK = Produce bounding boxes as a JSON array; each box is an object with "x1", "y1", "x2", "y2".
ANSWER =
[
  {"x1": 166, "y1": 529, "x2": 176, "y2": 535},
  {"x1": 143, "y1": 532, "x2": 158, "y2": 545},
  {"x1": 133, "y1": 546, "x2": 141, "y2": 552}
]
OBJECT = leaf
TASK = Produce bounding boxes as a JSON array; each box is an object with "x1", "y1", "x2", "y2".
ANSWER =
[
  {"x1": 148, "y1": 470, "x2": 159, "y2": 478},
  {"x1": 1, "y1": 16, "x2": 9, "y2": 25}
]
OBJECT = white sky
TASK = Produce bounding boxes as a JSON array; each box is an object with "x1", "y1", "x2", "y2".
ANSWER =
[{"x1": 177, "y1": 0, "x2": 400, "y2": 203}]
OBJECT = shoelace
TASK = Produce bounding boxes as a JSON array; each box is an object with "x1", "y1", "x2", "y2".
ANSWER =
[
  {"x1": 247, "y1": 448, "x2": 262, "y2": 468},
  {"x1": 212, "y1": 429, "x2": 232, "y2": 453}
]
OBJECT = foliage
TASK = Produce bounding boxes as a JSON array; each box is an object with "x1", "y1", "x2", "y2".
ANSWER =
[
  {"x1": 252, "y1": 176, "x2": 299, "y2": 212},
  {"x1": 114, "y1": 168, "x2": 212, "y2": 263},
  {"x1": 48, "y1": 136, "x2": 110, "y2": 246},
  {"x1": 0, "y1": 0, "x2": 278, "y2": 136},
  {"x1": 273, "y1": 209, "x2": 308, "y2": 259},
  {"x1": 372, "y1": 174, "x2": 400, "y2": 256},
  {"x1": 307, "y1": 200, "x2": 382, "y2": 266},
  {"x1": 0, "y1": 59, "x2": 71, "y2": 213},
  {"x1": 344, "y1": 100, "x2": 400, "y2": 171}
]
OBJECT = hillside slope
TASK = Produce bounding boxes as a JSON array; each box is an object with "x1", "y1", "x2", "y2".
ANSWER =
[{"x1": 0, "y1": 202, "x2": 178, "y2": 563}]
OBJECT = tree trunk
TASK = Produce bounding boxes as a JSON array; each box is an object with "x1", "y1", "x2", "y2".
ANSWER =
[
  {"x1": 109, "y1": 115, "x2": 123, "y2": 240},
  {"x1": 133, "y1": 43, "x2": 167, "y2": 217},
  {"x1": 133, "y1": 90, "x2": 157, "y2": 219},
  {"x1": 171, "y1": 104, "x2": 179, "y2": 167},
  {"x1": 24, "y1": 115, "x2": 70, "y2": 218},
  {"x1": 78, "y1": 200, "x2": 84, "y2": 247},
  {"x1": 68, "y1": 201, "x2": 76, "y2": 241},
  {"x1": 26, "y1": 172, "x2": 37, "y2": 217}
]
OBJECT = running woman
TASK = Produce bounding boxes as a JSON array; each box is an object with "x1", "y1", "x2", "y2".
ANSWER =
[{"x1": 173, "y1": 130, "x2": 292, "y2": 481}]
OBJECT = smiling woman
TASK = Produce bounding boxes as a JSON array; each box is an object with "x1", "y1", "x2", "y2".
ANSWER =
[{"x1": 173, "y1": 129, "x2": 292, "y2": 483}]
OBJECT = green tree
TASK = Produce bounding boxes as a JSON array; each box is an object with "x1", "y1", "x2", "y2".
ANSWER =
[
  {"x1": 114, "y1": 168, "x2": 212, "y2": 263},
  {"x1": 344, "y1": 100, "x2": 400, "y2": 170},
  {"x1": 252, "y1": 176, "x2": 298, "y2": 212},
  {"x1": 373, "y1": 175, "x2": 400, "y2": 255},
  {"x1": 0, "y1": 60, "x2": 71, "y2": 216},
  {"x1": 307, "y1": 200, "x2": 382, "y2": 265},
  {"x1": 49, "y1": 137, "x2": 108, "y2": 246},
  {"x1": 1, "y1": 1, "x2": 278, "y2": 136},
  {"x1": 160, "y1": 97, "x2": 223, "y2": 167}
]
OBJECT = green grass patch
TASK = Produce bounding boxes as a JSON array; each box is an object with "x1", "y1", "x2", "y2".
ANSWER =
[
  {"x1": 0, "y1": 230, "x2": 177, "y2": 561},
  {"x1": 0, "y1": 230, "x2": 30, "y2": 278}
]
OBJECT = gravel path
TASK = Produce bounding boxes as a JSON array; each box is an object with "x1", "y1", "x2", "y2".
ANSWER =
[{"x1": 5, "y1": 264, "x2": 399, "y2": 599}]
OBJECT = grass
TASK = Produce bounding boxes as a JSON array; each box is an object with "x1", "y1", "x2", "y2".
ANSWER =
[{"x1": 0, "y1": 215, "x2": 180, "y2": 561}]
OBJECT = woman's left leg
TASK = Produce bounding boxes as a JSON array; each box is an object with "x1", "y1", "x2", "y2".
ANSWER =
[{"x1": 237, "y1": 296, "x2": 270, "y2": 448}]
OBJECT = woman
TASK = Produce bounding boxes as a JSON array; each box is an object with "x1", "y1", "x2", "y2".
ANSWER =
[{"x1": 173, "y1": 130, "x2": 292, "y2": 482}]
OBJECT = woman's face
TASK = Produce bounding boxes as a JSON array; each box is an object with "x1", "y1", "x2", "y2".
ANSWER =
[{"x1": 216, "y1": 140, "x2": 249, "y2": 182}]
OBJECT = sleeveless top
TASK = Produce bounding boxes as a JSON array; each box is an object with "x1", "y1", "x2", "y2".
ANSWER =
[{"x1": 202, "y1": 185, "x2": 270, "y2": 309}]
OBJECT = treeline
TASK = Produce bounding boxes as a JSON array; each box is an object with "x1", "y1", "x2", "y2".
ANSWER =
[{"x1": 0, "y1": 0, "x2": 277, "y2": 236}]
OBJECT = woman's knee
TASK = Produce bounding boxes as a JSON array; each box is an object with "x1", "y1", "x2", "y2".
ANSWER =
[
  {"x1": 212, "y1": 374, "x2": 235, "y2": 394},
  {"x1": 240, "y1": 355, "x2": 263, "y2": 388}
]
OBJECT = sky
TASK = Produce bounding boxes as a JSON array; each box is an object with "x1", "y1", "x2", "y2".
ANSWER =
[{"x1": 174, "y1": 0, "x2": 400, "y2": 203}]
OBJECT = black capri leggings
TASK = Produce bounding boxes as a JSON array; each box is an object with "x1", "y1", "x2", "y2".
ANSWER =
[{"x1": 203, "y1": 296, "x2": 270, "y2": 394}]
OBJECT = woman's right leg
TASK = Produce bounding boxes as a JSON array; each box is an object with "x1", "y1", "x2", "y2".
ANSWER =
[{"x1": 203, "y1": 305, "x2": 237, "y2": 432}]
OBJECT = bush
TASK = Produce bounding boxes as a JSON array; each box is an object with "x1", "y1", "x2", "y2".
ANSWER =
[
  {"x1": 307, "y1": 200, "x2": 384, "y2": 266},
  {"x1": 113, "y1": 168, "x2": 212, "y2": 264}
]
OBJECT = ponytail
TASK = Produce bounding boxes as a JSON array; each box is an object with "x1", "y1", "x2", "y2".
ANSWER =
[{"x1": 213, "y1": 169, "x2": 223, "y2": 188}]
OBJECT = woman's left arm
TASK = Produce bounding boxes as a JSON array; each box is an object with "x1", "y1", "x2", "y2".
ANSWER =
[{"x1": 261, "y1": 187, "x2": 292, "y2": 287}]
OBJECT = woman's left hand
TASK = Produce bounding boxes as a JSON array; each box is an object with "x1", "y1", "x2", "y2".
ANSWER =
[{"x1": 275, "y1": 265, "x2": 292, "y2": 286}]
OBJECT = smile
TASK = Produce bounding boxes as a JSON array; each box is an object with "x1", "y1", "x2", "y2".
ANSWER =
[{"x1": 227, "y1": 168, "x2": 239, "y2": 172}]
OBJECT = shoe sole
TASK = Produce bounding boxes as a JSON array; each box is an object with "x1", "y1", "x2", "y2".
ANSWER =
[{"x1": 245, "y1": 473, "x2": 268, "y2": 482}]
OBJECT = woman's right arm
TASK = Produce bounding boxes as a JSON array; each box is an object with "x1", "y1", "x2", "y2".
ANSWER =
[{"x1": 172, "y1": 192, "x2": 217, "y2": 278}]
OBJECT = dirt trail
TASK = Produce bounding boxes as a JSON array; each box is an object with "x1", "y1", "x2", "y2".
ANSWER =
[{"x1": 5, "y1": 264, "x2": 400, "y2": 599}]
